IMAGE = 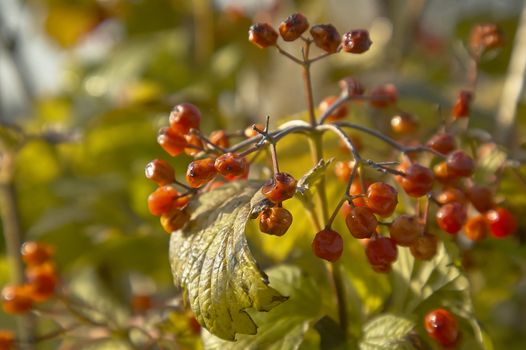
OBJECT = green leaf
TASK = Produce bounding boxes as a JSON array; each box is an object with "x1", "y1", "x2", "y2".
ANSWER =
[
  {"x1": 360, "y1": 315, "x2": 416, "y2": 350},
  {"x1": 169, "y1": 181, "x2": 287, "y2": 341},
  {"x1": 201, "y1": 265, "x2": 322, "y2": 349}
]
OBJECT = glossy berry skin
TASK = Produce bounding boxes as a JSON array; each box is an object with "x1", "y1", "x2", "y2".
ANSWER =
[
  {"x1": 365, "y1": 236, "x2": 398, "y2": 272},
  {"x1": 184, "y1": 134, "x2": 204, "y2": 156},
  {"x1": 433, "y1": 161, "x2": 456, "y2": 183},
  {"x1": 147, "y1": 185, "x2": 179, "y2": 216},
  {"x1": 209, "y1": 130, "x2": 230, "y2": 149},
  {"x1": 410, "y1": 233, "x2": 438, "y2": 260},
  {"x1": 436, "y1": 202, "x2": 467, "y2": 234},
  {"x1": 436, "y1": 187, "x2": 466, "y2": 205},
  {"x1": 426, "y1": 133, "x2": 456, "y2": 155},
  {"x1": 334, "y1": 161, "x2": 354, "y2": 182},
  {"x1": 21, "y1": 241, "x2": 54, "y2": 266},
  {"x1": 160, "y1": 209, "x2": 190, "y2": 233},
  {"x1": 424, "y1": 309, "x2": 459, "y2": 347},
  {"x1": 389, "y1": 215, "x2": 421, "y2": 247},
  {"x1": 369, "y1": 84, "x2": 397, "y2": 108},
  {"x1": 464, "y1": 215, "x2": 489, "y2": 242},
  {"x1": 390, "y1": 112, "x2": 418, "y2": 134},
  {"x1": 279, "y1": 13, "x2": 309, "y2": 41},
  {"x1": 157, "y1": 127, "x2": 186, "y2": 157},
  {"x1": 398, "y1": 163, "x2": 434, "y2": 197},
  {"x1": 186, "y1": 158, "x2": 217, "y2": 188},
  {"x1": 345, "y1": 206, "x2": 377, "y2": 239},
  {"x1": 319, "y1": 95, "x2": 348, "y2": 121},
  {"x1": 214, "y1": 153, "x2": 248, "y2": 177},
  {"x1": 466, "y1": 185, "x2": 494, "y2": 213},
  {"x1": 446, "y1": 150, "x2": 475, "y2": 178},
  {"x1": 485, "y1": 207, "x2": 517, "y2": 238},
  {"x1": 1, "y1": 284, "x2": 33, "y2": 314},
  {"x1": 249, "y1": 23, "x2": 278, "y2": 48},
  {"x1": 258, "y1": 207, "x2": 293, "y2": 236},
  {"x1": 169, "y1": 103, "x2": 201, "y2": 135},
  {"x1": 310, "y1": 24, "x2": 341, "y2": 53},
  {"x1": 0, "y1": 329, "x2": 14, "y2": 350},
  {"x1": 365, "y1": 182, "x2": 398, "y2": 217},
  {"x1": 341, "y1": 30, "x2": 372, "y2": 54},
  {"x1": 261, "y1": 172, "x2": 297, "y2": 203},
  {"x1": 26, "y1": 263, "x2": 58, "y2": 302},
  {"x1": 452, "y1": 90, "x2": 472, "y2": 119},
  {"x1": 145, "y1": 159, "x2": 175, "y2": 186},
  {"x1": 312, "y1": 229, "x2": 344, "y2": 262}
]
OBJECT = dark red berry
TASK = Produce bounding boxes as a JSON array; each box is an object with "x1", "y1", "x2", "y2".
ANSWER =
[
  {"x1": 452, "y1": 90, "x2": 472, "y2": 119},
  {"x1": 365, "y1": 236, "x2": 397, "y2": 272},
  {"x1": 365, "y1": 182, "x2": 398, "y2": 217},
  {"x1": 369, "y1": 84, "x2": 397, "y2": 108},
  {"x1": 312, "y1": 229, "x2": 344, "y2": 262},
  {"x1": 390, "y1": 112, "x2": 418, "y2": 134},
  {"x1": 466, "y1": 185, "x2": 494, "y2": 213},
  {"x1": 446, "y1": 150, "x2": 475, "y2": 178},
  {"x1": 157, "y1": 127, "x2": 186, "y2": 157},
  {"x1": 341, "y1": 30, "x2": 372, "y2": 54},
  {"x1": 214, "y1": 153, "x2": 248, "y2": 177},
  {"x1": 279, "y1": 13, "x2": 309, "y2": 41},
  {"x1": 249, "y1": 23, "x2": 278, "y2": 48},
  {"x1": 339, "y1": 77, "x2": 365, "y2": 96},
  {"x1": 169, "y1": 103, "x2": 201, "y2": 135},
  {"x1": 258, "y1": 207, "x2": 293, "y2": 236},
  {"x1": 145, "y1": 159, "x2": 175, "y2": 186},
  {"x1": 319, "y1": 95, "x2": 348, "y2": 121},
  {"x1": 424, "y1": 309, "x2": 459, "y2": 347},
  {"x1": 398, "y1": 163, "x2": 434, "y2": 197},
  {"x1": 310, "y1": 24, "x2": 341, "y2": 53},
  {"x1": 436, "y1": 202, "x2": 467, "y2": 234},
  {"x1": 186, "y1": 158, "x2": 217, "y2": 188},
  {"x1": 410, "y1": 233, "x2": 438, "y2": 260},
  {"x1": 426, "y1": 133, "x2": 456, "y2": 155},
  {"x1": 21, "y1": 241, "x2": 54, "y2": 266},
  {"x1": 389, "y1": 215, "x2": 421, "y2": 247},
  {"x1": 345, "y1": 206, "x2": 377, "y2": 239},
  {"x1": 261, "y1": 172, "x2": 297, "y2": 203},
  {"x1": 485, "y1": 207, "x2": 517, "y2": 238},
  {"x1": 464, "y1": 215, "x2": 489, "y2": 241}
]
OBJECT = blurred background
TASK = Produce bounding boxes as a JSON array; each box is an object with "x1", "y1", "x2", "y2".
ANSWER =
[{"x1": 1, "y1": 0, "x2": 526, "y2": 349}]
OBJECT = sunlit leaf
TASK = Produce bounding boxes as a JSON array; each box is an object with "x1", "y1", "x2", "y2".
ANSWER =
[
  {"x1": 169, "y1": 181, "x2": 287, "y2": 340},
  {"x1": 360, "y1": 314, "x2": 415, "y2": 350}
]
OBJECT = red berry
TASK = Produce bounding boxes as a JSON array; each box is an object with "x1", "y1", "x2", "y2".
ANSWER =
[
  {"x1": 209, "y1": 130, "x2": 230, "y2": 149},
  {"x1": 466, "y1": 185, "x2": 494, "y2": 213},
  {"x1": 389, "y1": 215, "x2": 421, "y2": 246},
  {"x1": 452, "y1": 90, "x2": 472, "y2": 119},
  {"x1": 365, "y1": 236, "x2": 397, "y2": 272},
  {"x1": 424, "y1": 309, "x2": 459, "y2": 347},
  {"x1": 390, "y1": 112, "x2": 418, "y2": 134},
  {"x1": 436, "y1": 202, "x2": 467, "y2": 234},
  {"x1": 186, "y1": 158, "x2": 217, "y2": 188},
  {"x1": 433, "y1": 161, "x2": 457, "y2": 183},
  {"x1": 160, "y1": 208, "x2": 190, "y2": 233},
  {"x1": 132, "y1": 294, "x2": 153, "y2": 313},
  {"x1": 319, "y1": 95, "x2": 348, "y2": 122},
  {"x1": 279, "y1": 13, "x2": 309, "y2": 42},
  {"x1": 369, "y1": 84, "x2": 397, "y2": 108},
  {"x1": 426, "y1": 133, "x2": 456, "y2": 155},
  {"x1": 214, "y1": 153, "x2": 248, "y2": 177},
  {"x1": 348, "y1": 178, "x2": 370, "y2": 207},
  {"x1": 26, "y1": 263, "x2": 58, "y2": 302},
  {"x1": 485, "y1": 207, "x2": 517, "y2": 238},
  {"x1": 21, "y1": 241, "x2": 54, "y2": 266},
  {"x1": 310, "y1": 24, "x2": 341, "y2": 53},
  {"x1": 249, "y1": 23, "x2": 278, "y2": 48},
  {"x1": 184, "y1": 134, "x2": 204, "y2": 156},
  {"x1": 446, "y1": 150, "x2": 475, "y2": 178},
  {"x1": 147, "y1": 185, "x2": 179, "y2": 216},
  {"x1": 410, "y1": 233, "x2": 438, "y2": 260},
  {"x1": 464, "y1": 215, "x2": 489, "y2": 242},
  {"x1": 345, "y1": 206, "x2": 377, "y2": 239},
  {"x1": 334, "y1": 160, "x2": 354, "y2": 182},
  {"x1": 436, "y1": 187, "x2": 466, "y2": 205},
  {"x1": 261, "y1": 172, "x2": 297, "y2": 203},
  {"x1": 339, "y1": 77, "x2": 365, "y2": 97},
  {"x1": 169, "y1": 103, "x2": 201, "y2": 135},
  {"x1": 145, "y1": 159, "x2": 175, "y2": 186},
  {"x1": 312, "y1": 229, "x2": 344, "y2": 262},
  {"x1": 258, "y1": 207, "x2": 293, "y2": 236},
  {"x1": 365, "y1": 182, "x2": 398, "y2": 217},
  {"x1": 341, "y1": 30, "x2": 372, "y2": 54},
  {"x1": 398, "y1": 163, "x2": 434, "y2": 197},
  {"x1": 157, "y1": 127, "x2": 186, "y2": 157},
  {"x1": 1, "y1": 284, "x2": 33, "y2": 314}
]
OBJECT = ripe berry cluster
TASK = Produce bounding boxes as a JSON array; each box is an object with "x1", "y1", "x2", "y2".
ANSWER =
[{"x1": 1, "y1": 242, "x2": 58, "y2": 316}]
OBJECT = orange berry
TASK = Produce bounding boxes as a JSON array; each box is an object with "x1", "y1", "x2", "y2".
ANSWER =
[
  {"x1": 169, "y1": 103, "x2": 201, "y2": 135},
  {"x1": 436, "y1": 187, "x2": 466, "y2": 205},
  {"x1": 389, "y1": 215, "x2": 421, "y2": 247},
  {"x1": 390, "y1": 112, "x2": 418, "y2": 134},
  {"x1": 452, "y1": 90, "x2": 472, "y2": 119},
  {"x1": 279, "y1": 13, "x2": 309, "y2": 42},
  {"x1": 26, "y1": 263, "x2": 58, "y2": 302},
  {"x1": 214, "y1": 153, "x2": 248, "y2": 177},
  {"x1": 426, "y1": 133, "x2": 456, "y2": 155},
  {"x1": 365, "y1": 182, "x2": 398, "y2": 217},
  {"x1": 312, "y1": 229, "x2": 343, "y2": 262},
  {"x1": 334, "y1": 161, "x2": 354, "y2": 182},
  {"x1": 147, "y1": 185, "x2": 179, "y2": 216},
  {"x1": 160, "y1": 209, "x2": 190, "y2": 233},
  {"x1": 345, "y1": 206, "x2": 377, "y2": 239},
  {"x1": 410, "y1": 233, "x2": 438, "y2": 260},
  {"x1": 248, "y1": 23, "x2": 278, "y2": 48},
  {"x1": 209, "y1": 130, "x2": 230, "y2": 149},
  {"x1": 261, "y1": 172, "x2": 297, "y2": 203},
  {"x1": 186, "y1": 158, "x2": 217, "y2": 188},
  {"x1": 184, "y1": 134, "x2": 204, "y2": 156},
  {"x1": 258, "y1": 207, "x2": 293, "y2": 236},
  {"x1": 310, "y1": 24, "x2": 341, "y2": 53},
  {"x1": 398, "y1": 163, "x2": 434, "y2": 198},
  {"x1": 157, "y1": 127, "x2": 186, "y2": 157},
  {"x1": 319, "y1": 96, "x2": 348, "y2": 122},
  {"x1": 1, "y1": 285, "x2": 33, "y2": 314},
  {"x1": 0, "y1": 330, "x2": 15, "y2": 350},
  {"x1": 21, "y1": 241, "x2": 54, "y2": 266},
  {"x1": 464, "y1": 215, "x2": 489, "y2": 242},
  {"x1": 145, "y1": 159, "x2": 175, "y2": 186},
  {"x1": 244, "y1": 123, "x2": 265, "y2": 138}
]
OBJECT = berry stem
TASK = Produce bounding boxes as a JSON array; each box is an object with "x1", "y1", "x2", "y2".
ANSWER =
[
  {"x1": 275, "y1": 44, "x2": 304, "y2": 65},
  {"x1": 190, "y1": 129, "x2": 225, "y2": 154}
]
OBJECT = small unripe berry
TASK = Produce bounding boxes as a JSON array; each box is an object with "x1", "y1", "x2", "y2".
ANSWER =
[
  {"x1": 310, "y1": 24, "x2": 341, "y2": 53},
  {"x1": 409, "y1": 233, "x2": 438, "y2": 260},
  {"x1": 436, "y1": 202, "x2": 467, "y2": 234},
  {"x1": 466, "y1": 185, "x2": 494, "y2": 213},
  {"x1": 160, "y1": 209, "x2": 190, "y2": 233},
  {"x1": 365, "y1": 182, "x2": 398, "y2": 217},
  {"x1": 1, "y1": 284, "x2": 33, "y2": 314},
  {"x1": 261, "y1": 172, "x2": 297, "y2": 203},
  {"x1": 21, "y1": 241, "x2": 54, "y2": 266},
  {"x1": 485, "y1": 207, "x2": 517, "y2": 238},
  {"x1": 365, "y1": 236, "x2": 397, "y2": 272},
  {"x1": 249, "y1": 23, "x2": 278, "y2": 48},
  {"x1": 398, "y1": 163, "x2": 434, "y2": 197},
  {"x1": 214, "y1": 153, "x2": 248, "y2": 177},
  {"x1": 341, "y1": 30, "x2": 372, "y2": 54},
  {"x1": 426, "y1": 133, "x2": 456, "y2": 155},
  {"x1": 145, "y1": 159, "x2": 175, "y2": 186},
  {"x1": 345, "y1": 206, "x2": 377, "y2": 239},
  {"x1": 186, "y1": 158, "x2": 217, "y2": 188},
  {"x1": 464, "y1": 215, "x2": 489, "y2": 242},
  {"x1": 318, "y1": 95, "x2": 348, "y2": 122},
  {"x1": 390, "y1": 112, "x2": 418, "y2": 134},
  {"x1": 312, "y1": 229, "x2": 344, "y2": 262},
  {"x1": 209, "y1": 130, "x2": 230, "y2": 149},
  {"x1": 279, "y1": 13, "x2": 309, "y2": 41},
  {"x1": 452, "y1": 90, "x2": 472, "y2": 119},
  {"x1": 157, "y1": 127, "x2": 186, "y2": 157},
  {"x1": 258, "y1": 207, "x2": 293, "y2": 236},
  {"x1": 169, "y1": 103, "x2": 201, "y2": 135},
  {"x1": 369, "y1": 84, "x2": 397, "y2": 108},
  {"x1": 446, "y1": 150, "x2": 475, "y2": 177},
  {"x1": 389, "y1": 215, "x2": 421, "y2": 247},
  {"x1": 424, "y1": 309, "x2": 459, "y2": 347}
]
